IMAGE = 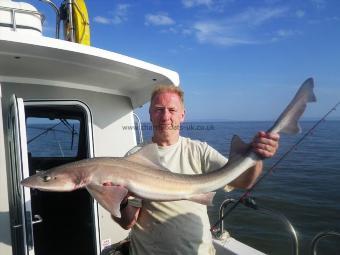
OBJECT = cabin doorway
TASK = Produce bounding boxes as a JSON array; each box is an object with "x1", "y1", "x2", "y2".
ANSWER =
[{"x1": 8, "y1": 97, "x2": 99, "y2": 255}]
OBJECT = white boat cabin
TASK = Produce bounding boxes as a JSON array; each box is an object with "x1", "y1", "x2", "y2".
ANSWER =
[{"x1": 0, "y1": 1, "x2": 179, "y2": 254}]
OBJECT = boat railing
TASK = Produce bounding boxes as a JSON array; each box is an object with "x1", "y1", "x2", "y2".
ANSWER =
[
  {"x1": 0, "y1": 5, "x2": 44, "y2": 31},
  {"x1": 214, "y1": 197, "x2": 299, "y2": 255},
  {"x1": 310, "y1": 231, "x2": 340, "y2": 255}
]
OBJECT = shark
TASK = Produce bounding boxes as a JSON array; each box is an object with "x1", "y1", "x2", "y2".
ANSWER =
[{"x1": 21, "y1": 78, "x2": 316, "y2": 218}]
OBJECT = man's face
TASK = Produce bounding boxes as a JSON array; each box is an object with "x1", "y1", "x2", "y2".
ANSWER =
[{"x1": 149, "y1": 92, "x2": 185, "y2": 137}]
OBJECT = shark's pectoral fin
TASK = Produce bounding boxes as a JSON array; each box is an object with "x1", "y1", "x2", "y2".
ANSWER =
[
  {"x1": 188, "y1": 192, "x2": 215, "y2": 206},
  {"x1": 86, "y1": 184, "x2": 128, "y2": 218}
]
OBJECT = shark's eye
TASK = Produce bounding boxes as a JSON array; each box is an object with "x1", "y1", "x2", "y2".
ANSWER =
[{"x1": 42, "y1": 175, "x2": 52, "y2": 182}]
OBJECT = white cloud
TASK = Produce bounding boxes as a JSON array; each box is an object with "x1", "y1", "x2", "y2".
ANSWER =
[
  {"x1": 192, "y1": 7, "x2": 288, "y2": 46},
  {"x1": 326, "y1": 16, "x2": 339, "y2": 22},
  {"x1": 182, "y1": 28, "x2": 193, "y2": 36},
  {"x1": 194, "y1": 21, "x2": 253, "y2": 46},
  {"x1": 311, "y1": 0, "x2": 326, "y2": 9},
  {"x1": 182, "y1": 0, "x2": 213, "y2": 8},
  {"x1": 270, "y1": 29, "x2": 300, "y2": 42},
  {"x1": 160, "y1": 25, "x2": 194, "y2": 36},
  {"x1": 296, "y1": 10, "x2": 305, "y2": 18},
  {"x1": 111, "y1": 4, "x2": 130, "y2": 24},
  {"x1": 228, "y1": 7, "x2": 288, "y2": 26},
  {"x1": 276, "y1": 29, "x2": 296, "y2": 37},
  {"x1": 182, "y1": 0, "x2": 235, "y2": 12},
  {"x1": 145, "y1": 13, "x2": 175, "y2": 26},
  {"x1": 93, "y1": 4, "x2": 130, "y2": 25},
  {"x1": 93, "y1": 16, "x2": 111, "y2": 25}
]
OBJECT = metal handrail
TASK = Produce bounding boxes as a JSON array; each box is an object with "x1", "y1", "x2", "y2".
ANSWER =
[
  {"x1": 217, "y1": 198, "x2": 235, "y2": 237},
  {"x1": 39, "y1": 0, "x2": 60, "y2": 38},
  {"x1": 133, "y1": 113, "x2": 144, "y2": 144},
  {"x1": 257, "y1": 205, "x2": 299, "y2": 255},
  {"x1": 310, "y1": 231, "x2": 340, "y2": 255},
  {"x1": 215, "y1": 197, "x2": 299, "y2": 255},
  {"x1": 0, "y1": 6, "x2": 44, "y2": 32}
]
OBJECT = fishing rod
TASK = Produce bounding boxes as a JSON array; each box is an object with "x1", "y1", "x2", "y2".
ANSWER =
[{"x1": 211, "y1": 101, "x2": 340, "y2": 232}]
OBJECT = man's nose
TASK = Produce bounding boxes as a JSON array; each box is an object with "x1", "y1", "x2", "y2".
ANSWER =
[{"x1": 161, "y1": 109, "x2": 170, "y2": 120}]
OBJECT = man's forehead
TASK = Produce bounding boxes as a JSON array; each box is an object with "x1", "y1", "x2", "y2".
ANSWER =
[
  {"x1": 153, "y1": 104, "x2": 177, "y2": 108},
  {"x1": 151, "y1": 92, "x2": 182, "y2": 105}
]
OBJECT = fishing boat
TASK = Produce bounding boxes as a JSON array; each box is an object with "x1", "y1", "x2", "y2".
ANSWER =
[{"x1": 1, "y1": 1, "x2": 325, "y2": 255}]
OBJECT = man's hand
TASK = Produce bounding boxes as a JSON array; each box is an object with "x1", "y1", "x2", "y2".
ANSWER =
[{"x1": 252, "y1": 131, "x2": 280, "y2": 158}]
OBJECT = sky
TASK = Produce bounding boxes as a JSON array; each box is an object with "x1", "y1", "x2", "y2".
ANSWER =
[{"x1": 26, "y1": 0, "x2": 340, "y2": 121}]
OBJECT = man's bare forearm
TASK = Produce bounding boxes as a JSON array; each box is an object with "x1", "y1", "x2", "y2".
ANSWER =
[{"x1": 112, "y1": 205, "x2": 140, "y2": 230}]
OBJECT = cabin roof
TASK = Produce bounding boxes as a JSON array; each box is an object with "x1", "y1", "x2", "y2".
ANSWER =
[{"x1": 0, "y1": 31, "x2": 180, "y2": 107}]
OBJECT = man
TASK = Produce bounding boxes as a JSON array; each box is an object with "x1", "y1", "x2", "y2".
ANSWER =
[{"x1": 115, "y1": 85, "x2": 279, "y2": 254}]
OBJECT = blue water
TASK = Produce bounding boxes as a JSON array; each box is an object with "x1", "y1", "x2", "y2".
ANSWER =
[
  {"x1": 142, "y1": 121, "x2": 340, "y2": 255},
  {"x1": 27, "y1": 121, "x2": 340, "y2": 254}
]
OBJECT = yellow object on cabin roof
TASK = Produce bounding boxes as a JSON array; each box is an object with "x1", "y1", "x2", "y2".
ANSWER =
[{"x1": 72, "y1": 0, "x2": 90, "y2": 45}]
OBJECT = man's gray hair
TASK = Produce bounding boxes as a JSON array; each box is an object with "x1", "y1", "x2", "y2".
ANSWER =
[{"x1": 150, "y1": 85, "x2": 184, "y2": 106}]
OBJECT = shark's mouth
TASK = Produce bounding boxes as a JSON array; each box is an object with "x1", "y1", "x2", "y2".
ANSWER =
[{"x1": 102, "y1": 181, "x2": 114, "y2": 186}]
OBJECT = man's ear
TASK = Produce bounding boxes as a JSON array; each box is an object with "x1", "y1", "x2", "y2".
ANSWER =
[
  {"x1": 180, "y1": 109, "x2": 186, "y2": 123},
  {"x1": 149, "y1": 107, "x2": 152, "y2": 122}
]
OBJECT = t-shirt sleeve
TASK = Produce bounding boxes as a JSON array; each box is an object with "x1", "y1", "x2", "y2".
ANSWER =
[
  {"x1": 201, "y1": 143, "x2": 227, "y2": 172},
  {"x1": 201, "y1": 143, "x2": 234, "y2": 192}
]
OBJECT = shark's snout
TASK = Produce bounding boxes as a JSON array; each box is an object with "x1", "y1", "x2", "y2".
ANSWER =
[
  {"x1": 20, "y1": 171, "x2": 81, "y2": 192},
  {"x1": 21, "y1": 176, "x2": 36, "y2": 187}
]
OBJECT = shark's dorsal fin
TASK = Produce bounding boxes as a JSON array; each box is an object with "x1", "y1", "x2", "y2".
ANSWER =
[
  {"x1": 220, "y1": 135, "x2": 250, "y2": 191},
  {"x1": 228, "y1": 135, "x2": 250, "y2": 163},
  {"x1": 125, "y1": 143, "x2": 168, "y2": 171}
]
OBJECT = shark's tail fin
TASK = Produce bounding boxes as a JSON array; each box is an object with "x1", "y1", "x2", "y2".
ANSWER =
[{"x1": 268, "y1": 78, "x2": 316, "y2": 134}]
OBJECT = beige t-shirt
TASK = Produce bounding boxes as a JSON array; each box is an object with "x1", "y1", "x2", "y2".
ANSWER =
[{"x1": 129, "y1": 136, "x2": 229, "y2": 255}]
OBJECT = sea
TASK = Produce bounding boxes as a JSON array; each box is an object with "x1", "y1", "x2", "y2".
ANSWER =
[
  {"x1": 27, "y1": 120, "x2": 340, "y2": 255},
  {"x1": 141, "y1": 121, "x2": 340, "y2": 255}
]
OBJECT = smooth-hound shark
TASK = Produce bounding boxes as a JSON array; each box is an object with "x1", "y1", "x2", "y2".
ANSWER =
[{"x1": 21, "y1": 78, "x2": 316, "y2": 217}]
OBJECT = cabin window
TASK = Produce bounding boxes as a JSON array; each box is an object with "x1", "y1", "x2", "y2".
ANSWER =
[
  {"x1": 24, "y1": 104, "x2": 90, "y2": 160},
  {"x1": 26, "y1": 117, "x2": 81, "y2": 158}
]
